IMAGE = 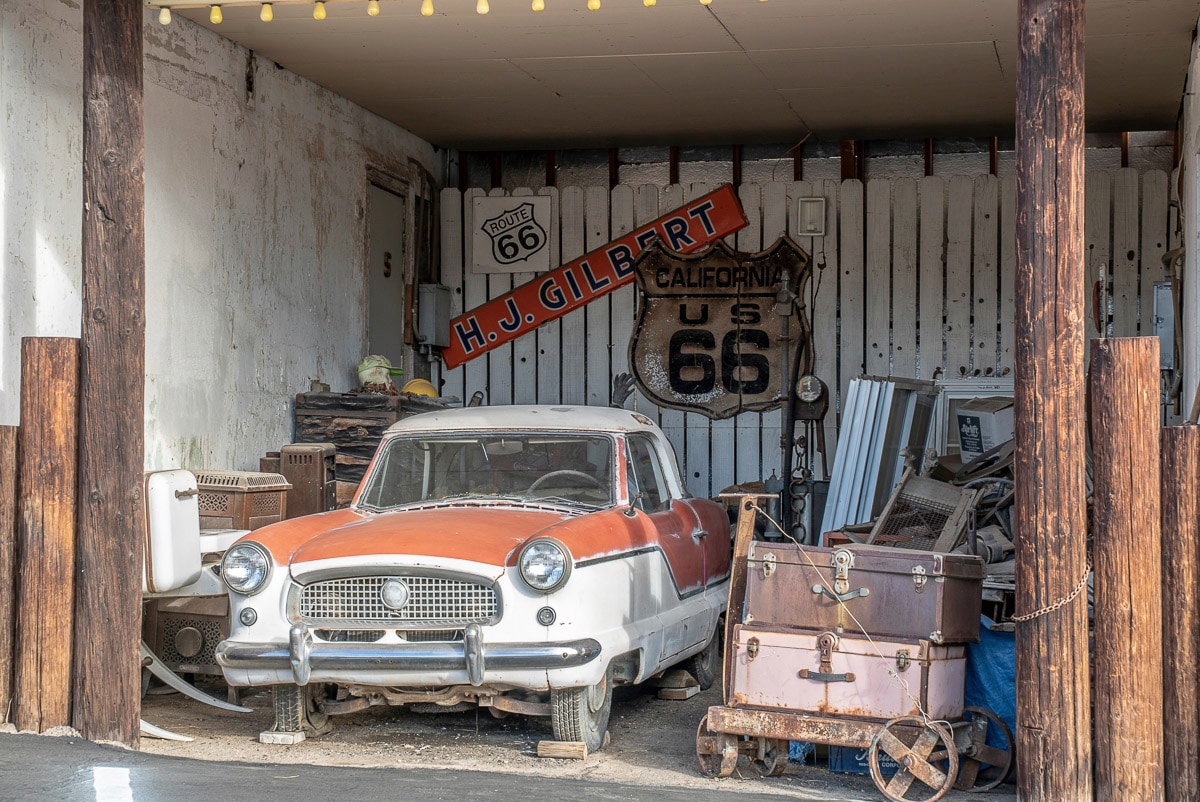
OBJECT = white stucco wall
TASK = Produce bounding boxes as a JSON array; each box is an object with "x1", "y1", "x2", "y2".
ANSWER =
[
  {"x1": 1183, "y1": 28, "x2": 1200, "y2": 416},
  {"x1": 1, "y1": 1, "x2": 440, "y2": 472}
]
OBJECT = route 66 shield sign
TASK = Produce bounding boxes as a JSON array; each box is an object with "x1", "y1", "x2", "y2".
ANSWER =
[
  {"x1": 629, "y1": 236, "x2": 812, "y2": 420},
  {"x1": 473, "y1": 197, "x2": 551, "y2": 273}
]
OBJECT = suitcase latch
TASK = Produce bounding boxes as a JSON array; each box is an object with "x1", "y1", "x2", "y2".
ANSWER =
[
  {"x1": 761, "y1": 551, "x2": 777, "y2": 579},
  {"x1": 911, "y1": 565, "x2": 928, "y2": 593},
  {"x1": 895, "y1": 649, "x2": 911, "y2": 673},
  {"x1": 746, "y1": 636, "x2": 760, "y2": 660},
  {"x1": 799, "y1": 632, "x2": 855, "y2": 683},
  {"x1": 832, "y1": 548, "x2": 854, "y2": 595}
]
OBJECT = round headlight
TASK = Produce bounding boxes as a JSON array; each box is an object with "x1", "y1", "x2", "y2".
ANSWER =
[
  {"x1": 519, "y1": 539, "x2": 572, "y2": 593},
  {"x1": 221, "y1": 543, "x2": 271, "y2": 595}
]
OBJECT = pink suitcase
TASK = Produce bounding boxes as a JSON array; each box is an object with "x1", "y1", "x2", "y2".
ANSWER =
[{"x1": 729, "y1": 624, "x2": 966, "y2": 722}]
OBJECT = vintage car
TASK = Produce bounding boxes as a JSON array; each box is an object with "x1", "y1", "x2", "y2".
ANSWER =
[{"x1": 216, "y1": 405, "x2": 733, "y2": 751}]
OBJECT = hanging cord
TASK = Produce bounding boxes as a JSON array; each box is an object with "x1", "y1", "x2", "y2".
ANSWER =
[
  {"x1": 748, "y1": 501, "x2": 949, "y2": 732},
  {"x1": 1009, "y1": 561, "x2": 1091, "y2": 622}
]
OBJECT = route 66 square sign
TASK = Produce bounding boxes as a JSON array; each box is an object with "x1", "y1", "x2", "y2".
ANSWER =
[{"x1": 471, "y1": 196, "x2": 552, "y2": 273}]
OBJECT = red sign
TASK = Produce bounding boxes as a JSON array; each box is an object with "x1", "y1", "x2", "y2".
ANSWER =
[{"x1": 442, "y1": 184, "x2": 749, "y2": 369}]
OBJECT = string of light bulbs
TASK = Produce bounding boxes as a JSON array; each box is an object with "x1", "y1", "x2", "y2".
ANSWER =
[{"x1": 154, "y1": 0, "x2": 762, "y2": 25}]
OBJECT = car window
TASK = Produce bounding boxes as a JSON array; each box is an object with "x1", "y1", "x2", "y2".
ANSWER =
[
  {"x1": 626, "y1": 434, "x2": 669, "y2": 512},
  {"x1": 359, "y1": 433, "x2": 615, "y2": 510}
]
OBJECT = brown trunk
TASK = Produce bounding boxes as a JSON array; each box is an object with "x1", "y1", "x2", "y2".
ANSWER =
[
  {"x1": 1161, "y1": 425, "x2": 1199, "y2": 802},
  {"x1": 73, "y1": 0, "x2": 145, "y2": 747},
  {"x1": 0, "y1": 425, "x2": 18, "y2": 723},
  {"x1": 1091, "y1": 337, "x2": 1164, "y2": 801},
  {"x1": 14, "y1": 338, "x2": 80, "y2": 732},
  {"x1": 1014, "y1": 0, "x2": 1092, "y2": 799}
]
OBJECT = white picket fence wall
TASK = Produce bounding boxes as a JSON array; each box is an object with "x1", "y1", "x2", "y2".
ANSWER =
[{"x1": 437, "y1": 170, "x2": 1174, "y2": 499}]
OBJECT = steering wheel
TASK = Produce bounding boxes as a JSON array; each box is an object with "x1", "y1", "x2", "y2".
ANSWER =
[{"x1": 528, "y1": 469, "x2": 605, "y2": 495}]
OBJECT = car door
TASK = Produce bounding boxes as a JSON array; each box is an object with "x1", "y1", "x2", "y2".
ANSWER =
[{"x1": 625, "y1": 434, "x2": 710, "y2": 662}]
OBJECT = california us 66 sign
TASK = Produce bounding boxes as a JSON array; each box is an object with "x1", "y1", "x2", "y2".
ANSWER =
[
  {"x1": 629, "y1": 237, "x2": 812, "y2": 420},
  {"x1": 472, "y1": 196, "x2": 551, "y2": 273}
]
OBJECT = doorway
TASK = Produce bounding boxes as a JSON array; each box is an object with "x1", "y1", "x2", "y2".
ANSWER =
[{"x1": 366, "y1": 182, "x2": 409, "y2": 377}]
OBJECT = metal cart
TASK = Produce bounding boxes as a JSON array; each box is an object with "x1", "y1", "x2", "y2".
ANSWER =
[{"x1": 696, "y1": 495, "x2": 1013, "y2": 802}]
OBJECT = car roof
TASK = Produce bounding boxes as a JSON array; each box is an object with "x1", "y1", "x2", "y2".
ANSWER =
[{"x1": 383, "y1": 404, "x2": 662, "y2": 437}]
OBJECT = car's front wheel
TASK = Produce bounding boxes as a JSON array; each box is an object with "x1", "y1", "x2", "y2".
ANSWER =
[
  {"x1": 550, "y1": 663, "x2": 613, "y2": 753},
  {"x1": 271, "y1": 683, "x2": 331, "y2": 737}
]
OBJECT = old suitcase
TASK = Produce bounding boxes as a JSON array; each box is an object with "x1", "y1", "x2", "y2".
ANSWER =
[
  {"x1": 729, "y1": 624, "x2": 966, "y2": 721},
  {"x1": 744, "y1": 541, "x2": 984, "y2": 643}
]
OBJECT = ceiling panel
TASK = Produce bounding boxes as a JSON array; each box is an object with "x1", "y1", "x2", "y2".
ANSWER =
[{"x1": 165, "y1": 0, "x2": 1200, "y2": 148}]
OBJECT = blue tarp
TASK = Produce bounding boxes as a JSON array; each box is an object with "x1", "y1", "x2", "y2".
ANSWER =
[{"x1": 964, "y1": 615, "x2": 1017, "y2": 747}]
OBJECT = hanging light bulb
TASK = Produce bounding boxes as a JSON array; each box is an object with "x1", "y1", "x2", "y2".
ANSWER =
[
  {"x1": 699, "y1": 0, "x2": 712, "y2": 4},
  {"x1": 531, "y1": 0, "x2": 544, "y2": 9},
  {"x1": 644, "y1": 0, "x2": 655, "y2": 6},
  {"x1": 209, "y1": 4, "x2": 223, "y2": 23},
  {"x1": 587, "y1": 0, "x2": 599, "y2": 9},
  {"x1": 367, "y1": 0, "x2": 380, "y2": 15},
  {"x1": 476, "y1": 0, "x2": 489, "y2": 13},
  {"x1": 158, "y1": 6, "x2": 172, "y2": 24},
  {"x1": 260, "y1": 3, "x2": 273, "y2": 21},
  {"x1": 313, "y1": 0, "x2": 326, "y2": 18},
  {"x1": 421, "y1": 0, "x2": 434, "y2": 15}
]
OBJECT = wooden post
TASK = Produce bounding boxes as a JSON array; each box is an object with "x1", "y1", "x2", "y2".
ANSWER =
[
  {"x1": 1091, "y1": 337, "x2": 1164, "y2": 801},
  {"x1": 74, "y1": 0, "x2": 145, "y2": 747},
  {"x1": 14, "y1": 338, "x2": 80, "y2": 732},
  {"x1": 0, "y1": 426, "x2": 17, "y2": 723},
  {"x1": 1014, "y1": 0, "x2": 1092, "y2": 799},
  {"x1": 1162, "y1": 425, "x2": 1200, "y2": 802}
]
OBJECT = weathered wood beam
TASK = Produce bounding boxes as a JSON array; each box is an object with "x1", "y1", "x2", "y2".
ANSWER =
[
  {"x1": 1013, "y1": 0, "x2": 1092, "y2": 799},
  {"x1": 73, "y1": 0, "x2": 145, "y2": 747},
  {"x1": 0, "y1": 425, "x2": 18, "y2": 723},
  {"x1": 14, "y1": 338, "x2": 80, "y2": 733},
  {"x1": 1162, "y1": 425, "x2": 1200, "y2": 802},
  {"x1": 1091, "y1": 337, "x2": 1164, "y2": 801}
]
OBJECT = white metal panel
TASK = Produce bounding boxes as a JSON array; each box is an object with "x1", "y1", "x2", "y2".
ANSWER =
[
  {"x1": 839, "y1": 180, "x2": 866, "y2": 414},
  {"x1": 813, "y1": 179, "x2": 841, "y2": 475},
  {"x1": 757, "y1": 181, "x2": 788, "y2": 487},
  {"x1": 509, "y1": 187, "x2": 539, "y2": 404},
  {"x1": 659, "y1": 184, "x2": 687, "y2": 470},
  {"x1": 609, "y1": 184, "x2": 637, "y2": 398},
  {"x1": 462, "y1": 187, "x2": 489, "y2": 402},
  {"x1": 918, "y1": 176, "x2": 946, "y2": 379},
  {"x1": 685, "y1": 182, "x2": 714, "y2": 499},
  {"x1": 143, "y1": 469, "x2": 202, "y2": 594},
  {"x1": 536, "y1": 186, "x2": 563, "y2": 405},
  {"x1": 1141, "y1": 171, "x2": 1171, "y2": 337},
  {"x1": 735, "y1": 182, "x2": 765, "y2": 486},
  {"x1": 1085, "y1": 172, "x2": 1113, "y2": 351},
  {"x1": 973, "y1": 175, "x2": 999, "y2": 376},
  {"x1": 944, "y1": 175, "x2": 973, "y2": 378},
  {"x1": 585, "y1": 186, "x2": 613, "y2": 408},
  {"x1": 631, "y1": 184, "x2": 662, "y2": 423},
  {"x1": 999, "y1": 174, "x2": 1016, "y2": 375},
  {"x1": 892, "y1": 178, "x2": 918, "y2": 377},
  {"x1": 485, "y1": 187, "x2": 515, "y2": 406},
  {"x1": 559, "y1": 187, "x2": 588, "y2": 405},
  {"x1": 1111, "y1": 168, "x2": 1141, "y2": 337},
  {"x1": 866, "y1": 179, "x2": 892, "y2": 376}
]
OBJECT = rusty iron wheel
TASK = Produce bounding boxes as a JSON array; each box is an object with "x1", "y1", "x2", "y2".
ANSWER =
[
  {"x1": 869, "y1": 716, "x2": 958, "y2": 802},
  {"x1": 695, "y1": 715, "x2": 738, "y2": 778},
  {"x1": 747, "y1": 737, "x2": 789, "y2": 777},
  {"x1": 954, "y1": 706, "x2": 1015, "y2": 792}
]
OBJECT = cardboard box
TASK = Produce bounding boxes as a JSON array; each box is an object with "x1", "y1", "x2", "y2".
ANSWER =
[{"x1": 955, "y1": 396, "x2": 1014, "y2": 462}]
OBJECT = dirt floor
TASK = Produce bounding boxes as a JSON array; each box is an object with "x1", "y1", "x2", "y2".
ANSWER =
[{"x1": 135, "y1": 676, "x2": 1015, "y2": 801}]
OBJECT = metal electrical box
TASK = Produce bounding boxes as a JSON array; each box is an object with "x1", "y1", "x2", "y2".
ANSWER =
[
  {"x1": 418, "y1": 284, "x2": 452, "y2": 348},
  {"x1": 1154, "y1": 280, "x2": 1175, "y2": 370}
]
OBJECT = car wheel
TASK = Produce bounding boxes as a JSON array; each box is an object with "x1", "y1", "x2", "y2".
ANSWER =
[
  {"x1": 550, "y1": 663, "x2": 613, "y2": 753},
  {"x1": 685, "y1": 624, "x2": 721, "y2": 691},
  {"x1": 271, "y1": 683, "x2": 331, "y2": 736}
]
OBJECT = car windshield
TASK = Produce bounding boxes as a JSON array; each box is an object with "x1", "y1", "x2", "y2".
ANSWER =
[{"x1": 357, "y1": 432, "x2": 616, "y2": 511}]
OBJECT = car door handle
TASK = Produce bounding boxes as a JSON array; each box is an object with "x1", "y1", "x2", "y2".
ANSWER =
[{"x1": 692, "y1": 529, "x2": 709, "y2": 540}]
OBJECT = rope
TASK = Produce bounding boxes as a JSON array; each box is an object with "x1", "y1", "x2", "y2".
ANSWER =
[{"x1": 1010, "y1": 561, "x2": 1092, "y2": 622}]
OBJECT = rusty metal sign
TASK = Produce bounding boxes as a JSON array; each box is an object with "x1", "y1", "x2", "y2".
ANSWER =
[{"x1": 629, "y1": 236, "x2": 811, "y2": 420}]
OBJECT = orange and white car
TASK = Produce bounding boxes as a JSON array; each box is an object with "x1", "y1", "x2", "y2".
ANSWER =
[{"x1": 217, "y1": 405, "x2": 732, "y2": 751}]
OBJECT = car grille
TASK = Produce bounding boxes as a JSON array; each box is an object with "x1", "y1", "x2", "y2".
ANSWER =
[{"x1": 296, "y1": 575, "x2": 499, "y2": 627}]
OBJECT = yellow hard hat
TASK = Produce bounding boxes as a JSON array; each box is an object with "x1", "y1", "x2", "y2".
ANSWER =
[{"x1": 402, "y1": 378, "x2": 438, "y2": 397}]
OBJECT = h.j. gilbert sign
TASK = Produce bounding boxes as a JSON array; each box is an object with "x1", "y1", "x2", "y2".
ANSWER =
[
  {"x1": 630, "y1": 236, "x2": 812, "y2": 420},
  {"x1": 442, "y1": 185, "x2": 748, "y2": 369}
]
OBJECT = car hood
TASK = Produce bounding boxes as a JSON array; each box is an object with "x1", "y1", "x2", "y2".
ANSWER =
[{"x1": 286, "y1": 505, "x2": 574, "y2": 574}]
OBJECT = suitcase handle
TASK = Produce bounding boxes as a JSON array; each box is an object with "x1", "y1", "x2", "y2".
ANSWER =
[
  {"x1": 811, "y1": 584, "x2": 870, "y2": 603},
  {"x1": 798, "y1": 669, "x2": 856, "y2": 683}
]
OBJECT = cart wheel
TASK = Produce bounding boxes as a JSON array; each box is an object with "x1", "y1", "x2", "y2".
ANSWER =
[
  {"x1": 954, "y1": 706, "x2": 1015, "y2": 792},
  {"x1": 695, "y1": 715, "x2": 738, "y2": 778},
  {"x1": 869, "y1": 716, "x2": 959, "y2": 802},
  {"x1": 748, "y1": 737, "x2": 789, "y2": 777}
]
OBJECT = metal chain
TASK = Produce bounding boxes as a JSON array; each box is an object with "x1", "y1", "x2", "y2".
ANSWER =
[{"x1": 1010, "y1": 562, "x2": 1092, "y2": 622}]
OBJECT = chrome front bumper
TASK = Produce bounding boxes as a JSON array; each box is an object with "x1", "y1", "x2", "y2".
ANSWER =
[{"x1": 216, "y1": 623, "x2": 601, "y2": 687}]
